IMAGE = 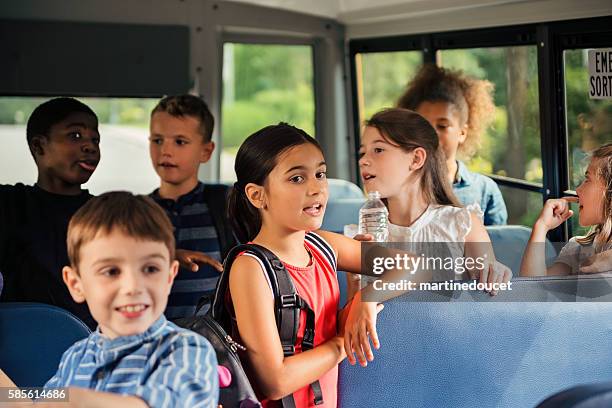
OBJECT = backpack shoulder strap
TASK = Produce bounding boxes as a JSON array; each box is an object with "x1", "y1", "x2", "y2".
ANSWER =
[
  {"x1": 211, "y1": 244, "x2": 300, "y2": 349},
  {"x1": 211, "y1": 243, "x2": 324, "y2": 406},
  {"x1": 305, "y1": 232, "x2": 337, "y2": 271},
  {"x1": 202, "y1": 183, "x2": 238, "y2": 259}
]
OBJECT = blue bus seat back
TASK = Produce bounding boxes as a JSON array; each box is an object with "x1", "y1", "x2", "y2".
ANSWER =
[
  {"x1": 0, "y1": 302, "x2": 91, "y2": 387},
  {"x1": 327, "y1": 179, "x2": 364, "y2": 200},
  {"x1": 321, "y1": 198, "x2": 365, "y2": 234},
  {"x1": 338, "y1": 276, "x2": 612, "y2": 408},
  {"x1": 486, "y1": 225, "x2": 557, "y2": 275}
]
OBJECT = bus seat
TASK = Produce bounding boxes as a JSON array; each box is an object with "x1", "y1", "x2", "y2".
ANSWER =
[
  {"x1": 338, "y1": 276, "x2": 612, "y2": 408},
  {"x1": 536, "y1": 381, "x2": 612, "y2": 407},
  {"x1": 327, "y1": 179, "x2": 364, "y2": 200},
  {"x1": 321, "y1": 198, "x2": 365, "y2": 234},
  {"x1": 0, "y1": 302, "x2": 91, "y2": 387},
  {"x1": 486, "y1": 225, "x2": 557, "y2": 275}
]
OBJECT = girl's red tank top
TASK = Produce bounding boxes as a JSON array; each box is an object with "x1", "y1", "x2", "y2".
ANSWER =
[{"x1": 227, "y1": 232, "x2": 340, "y2": 407}]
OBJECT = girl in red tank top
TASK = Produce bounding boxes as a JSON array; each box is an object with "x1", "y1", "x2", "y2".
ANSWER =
[{"x1": 225, "y1": 124, "x2": 383, "y2": 407}]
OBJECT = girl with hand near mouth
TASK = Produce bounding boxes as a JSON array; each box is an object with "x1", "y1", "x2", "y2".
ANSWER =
[{"x1": 521, "y1": 143, "x2": 612, "y2": 276}]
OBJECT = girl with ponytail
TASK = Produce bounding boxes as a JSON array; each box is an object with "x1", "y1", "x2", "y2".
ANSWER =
[{"x1": 226, "y1": 123, "x2": 382, "y2": 407}]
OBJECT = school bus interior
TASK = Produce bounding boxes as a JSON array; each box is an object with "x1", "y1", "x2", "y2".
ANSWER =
[{"x1": 1, "y1": 1, "x2": 612, "y2": 407}]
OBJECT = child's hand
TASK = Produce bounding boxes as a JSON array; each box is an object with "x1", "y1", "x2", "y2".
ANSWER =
[
  {"x1": 176, "y1": 249, "x2": 223, "y2": 272},
  {"x1": 477, "y1": 261, "x2": 512, "y2": 296},
  {"x1": 580, "y1": 249, "x2": 612, "y2": 274},
  {"x1": 353, "y1": 233, "x2": 374, "y2": 242},
  {"x1": 535, "y1": 197, "x2": 577, "y2": 231},
  {"x1": 343, "y1": 291, "x2": 384, "y2": 367}
]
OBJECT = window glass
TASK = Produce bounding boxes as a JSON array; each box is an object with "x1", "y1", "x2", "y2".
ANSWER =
[
  {"x1": 438, "y1": 46, "x2": 542, "y2": 185},
  {"x1": 564, "y1": 49, "x2": 612, "y2": 191},
  {"x1": 221, "y1": 43, "x2": 315, "y2": 182},
  {"x1": 439, "y1": 46, "x2": 542, "y2": 226},
  {"x1": 355, "y1": 51, "x2": 422, "y2": 125},
  {"x1": 498, "y1": 185, "x2": 542, "y2": 226},
  {"x1": 0, "y1": 97, "x2": 159, "y2": 194}
]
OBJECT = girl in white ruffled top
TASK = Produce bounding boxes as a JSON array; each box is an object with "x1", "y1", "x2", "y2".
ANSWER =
[{"x1": 357, "y1": 108, "x2": 511, "y2": 289}]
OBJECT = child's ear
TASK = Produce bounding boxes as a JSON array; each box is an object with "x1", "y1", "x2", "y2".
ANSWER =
[
  {"x1": 458, "y1": 125, "x2": 468, "y2": 145},
  {"x1": 245, "y1": 183, "x2": 266, "y2": 209},
  {"x1": 169, "y1": 260, "x2": 179, "y2": 284},
  {"x1": 411, "y1": 147, "x2": 427, "y2": 171},
  {"x1": 30, "y1": 135, "x2": 47, "y2": 157},
  {"x1": 62, "y1": 266, "x2": 86, "y2": 303},
  {"x1": 199, "y1": 141, "x2": 215, "y2": 163}
]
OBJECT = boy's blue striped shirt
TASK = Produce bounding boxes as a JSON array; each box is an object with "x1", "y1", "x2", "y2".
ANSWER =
[
  {"x1": 150, "y1": 182, "x2": 222, "y2": 319},
  {"x1": 44, "y1": 316, "x2": 219, "y2": 408}
]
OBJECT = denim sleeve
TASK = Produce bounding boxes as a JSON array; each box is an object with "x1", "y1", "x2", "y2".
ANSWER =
[
  {"x1": 134, "y1": 333, "x2": 219, "y2": 408},
  {"x1": 483, "y1": 180, "x2": 508, "y2": 226}
]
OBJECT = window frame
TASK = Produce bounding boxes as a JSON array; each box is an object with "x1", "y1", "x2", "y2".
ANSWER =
[{"x1": 348, "y1": 16, "x2": 612, "y2": 242}]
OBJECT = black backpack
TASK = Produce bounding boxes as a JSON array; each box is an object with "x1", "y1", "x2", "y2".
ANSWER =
[
  {"x1": 174, "y1": 313, "x2": 261, "y2": 408},
  {"x1": 178, "y1": 238, "x2": 335, "y2": 408}
]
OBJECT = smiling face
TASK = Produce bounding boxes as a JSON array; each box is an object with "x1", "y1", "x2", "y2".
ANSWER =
[
  {"x1": 416, "y1": 101, "x2": 466, "y2": 161},
  {"x1": 358, "y1": 126, "x2": 418, "y2": 199},
  {"x1": 576, "y1": 158, "x2": 606, "y2": 227},
  {"x1": 63, "y1": 229, "x2": 178, "y2": 339},
  {"x1": 149, "y1": 111, "x2": 214, "y2": 189},
  {"x1": 34, "y1": 112, "x2": 101, "y2": 190},
  {"x1": 257, "y1": 143, "x2": 328, "y2": 233}
]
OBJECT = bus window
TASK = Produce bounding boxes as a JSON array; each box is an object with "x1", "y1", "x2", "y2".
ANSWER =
[
  {"x1": 498, "y1": 185, "x2": 542, "y2": 226},
  {"x1": 564, "y1": 49, "x2": 612, "y2": 237},
  {"x1": 0, "y1": 97, "x2": 159, "y2": 195},
  {"x1": 355, "y1": 51, "x2": 422, "y2": 126},
  {"x1": 221, "y1": 43, "x2": 315, "y2": 182},
  {"x1": 438, "y1": 46, "x2": 542, "y2": 225}
]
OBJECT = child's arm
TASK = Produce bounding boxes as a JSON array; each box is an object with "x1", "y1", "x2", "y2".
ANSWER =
[
  {"x1": 581, "y1": 249, "x2": 612, "y2": 273},
  {"x1": 0, "y1": 371, "x2": 146, "y2": 408},
  {"x1": 230, "y1": 255, "x2": 345, "y2": 400},
  {"x1": 314, "y1": 231, "x2": 395, "y2": 367},
  {"x1": 520, "y1": 198, "x2": 575, "y2": 277},
  {"x1": 40, "y1": 388, "x2": 148, "y2": 408},
  {"x1": 0, "y1": 368, "x2": 16, "y2": 387}
]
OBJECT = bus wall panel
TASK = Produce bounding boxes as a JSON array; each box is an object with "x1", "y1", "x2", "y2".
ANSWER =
[{"x1": 0, "y1": 20, "x2": 190, "y2": 97}]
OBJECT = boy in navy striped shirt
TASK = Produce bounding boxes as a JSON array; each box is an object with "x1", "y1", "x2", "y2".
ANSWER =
[
  {"x1": 148, "y1": 95, "x2": 236, "y2": 319},
  {"x1": 40, "y1": 192, "x2": 218, "y2": 407}
]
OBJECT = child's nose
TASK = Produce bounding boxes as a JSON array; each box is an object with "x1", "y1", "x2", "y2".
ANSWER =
[
  {"x1": 308, "y1": 179, "x2": 325, "y2": 195},
  {"x1": 121, "y1": 271, "x2": 144, "y2": 295},
  {"x1": 160, "y1": 142, "x2": 172, "y2": 156},
  {"x1": 81, "y1": 139, "x2": 98, "y2": 154}
]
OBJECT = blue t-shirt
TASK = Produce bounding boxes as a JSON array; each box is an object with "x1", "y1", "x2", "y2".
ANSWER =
[
  {"x1": 453, "y1": 161, "x2": 508, "y2": 226},
  {"x1": 150, "y1": 183, "x2": 222, "y2": 319},
  {"x1": 45, "y1": 315, "x2": 219, "y2": 407}
]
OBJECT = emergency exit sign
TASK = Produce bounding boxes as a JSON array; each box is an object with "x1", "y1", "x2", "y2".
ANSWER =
[{"x1": 588, "y1": 48, "x2": 612, "y2": 100}]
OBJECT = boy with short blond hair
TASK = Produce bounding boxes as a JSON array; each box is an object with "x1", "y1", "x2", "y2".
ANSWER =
[
  {"x1": 39, "y1": 192, "x2": 218, "y2": 407},
  {"x1": 149, "y1": 95, "x2": 236, "y2": 319}
]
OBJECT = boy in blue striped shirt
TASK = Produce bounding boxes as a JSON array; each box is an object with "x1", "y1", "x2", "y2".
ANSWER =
[
  {"x1": 148, "y1": 95, "x2": 237, "y2": 319},
  {"x1": 41, "y1": 192, "x2": 218, "y2": 407}
]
